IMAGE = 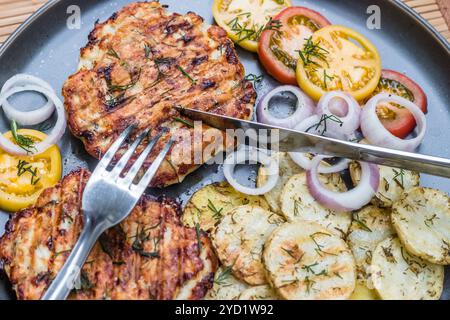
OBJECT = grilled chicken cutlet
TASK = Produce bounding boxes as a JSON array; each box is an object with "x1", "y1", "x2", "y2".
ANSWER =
[
  {"x1": 0, "y1": 170, "x2": 218, "y2": 300},
  {"x1": 63, "y1": 2, "x2": 256, "y2": 187}
]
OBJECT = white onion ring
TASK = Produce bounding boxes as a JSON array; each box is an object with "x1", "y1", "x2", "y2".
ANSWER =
[
  {"x1": 1, "y1": 74, "x2": 56, "y2": 126},
  {"x1": 288, "y1": 115, "x2": 351, "y2": 173},
  {"x1": 361, "y1": 93, "x2": 426, "y2": 152},
  {"x1": 306, "y1": 156, "x2": 380, "y2": 212},
  {"x1": 0, "y1": 84, "x2": 66, "y2": 155},
  {"x1": 223, "y1": 147, "x2": 279, "y2": 196},
  {"x1": 317, "y1": 91, "x2": 361, "y2": 135},
  {"x1": 257, "y1": 85, "x2": 315, "y2": 129}
]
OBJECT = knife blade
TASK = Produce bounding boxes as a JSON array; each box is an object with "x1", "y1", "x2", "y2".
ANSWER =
[{"x1": 175, "y1": 106, "x2": 450, "y2": 178}]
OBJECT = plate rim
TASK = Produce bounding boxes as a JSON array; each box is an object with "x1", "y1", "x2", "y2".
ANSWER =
[{"x1": 0, "y1": 0, "x2": 449, "y2": 61}]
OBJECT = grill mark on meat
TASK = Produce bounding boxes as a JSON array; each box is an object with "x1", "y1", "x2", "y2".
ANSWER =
[
  {"x1": 192, "y1": 55, "x2": 208, "y2": 66},
  {"x1": 200, "y1": 79, "x2": 216, "y2": 90},
  {"x1": 225, "y1": 43, "x2": 239, "y2": 65}
]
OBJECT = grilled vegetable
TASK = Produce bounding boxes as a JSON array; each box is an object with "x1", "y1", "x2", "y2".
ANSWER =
[
  {"x1": 280, "y1": 172, "x2": 352, "y2": 237},
  {"x1": 256, "y1": 152, "x2": 303, "y2": 213},
  {"x1": 182, "y1": 182, "x2": 269, "y2": 233},
  {"x1": 205, "y1": 266, "x2": 249, "y2": 300},
  {"x1": 346, "y1": 206, "x2": 396, "y2": 286},
  {"x1": 212, "y1": 205, "x2": 285, "y2": 285},
  {"x1": 350, "y1": 160, "x2": 420, "y2": 208},
  {"x1": 263, "y1": 221, "x2": 356, "y2": 300},
  {"x1": 370, "y1": 236, "x2": 444, "y2": 300},
  {"x1": 391, "y1": 187, "x2": 450, "y2": 265}
]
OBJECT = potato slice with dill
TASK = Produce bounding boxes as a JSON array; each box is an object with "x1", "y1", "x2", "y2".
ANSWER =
[
  {"x1": 263, "y1": 221, "x2": 356, "y2": 300},
  {"x1": 350, "y1": 162, "x2": 420, "y2": 208},
  {"x1": 239, "y1": 285, "x2": 279, "y2": 300},
  {"x1": 212, "y1": 205, "x2": 285, "y2": 285},
  {"x1": 391, "y1": 187, "x2": 450, "y2": 265},
  {"x1": 280, "y1": 172, "x2": 352, "y2": 238},
  {"x1": 257, "y1": 152, "x2": 303, "y2": 213},
  {"x1": 182, "y1": 182, "x2": 269, "y2": 233},
  {"x1": 346, "y1": 206, "x2": 396, "y2": 287},
  {"x1": 205, "y1": 266, "x2": 249, "y2": 300},
  {"x1": 370, "y1": 236, "x2": 444, "y2": 300}
]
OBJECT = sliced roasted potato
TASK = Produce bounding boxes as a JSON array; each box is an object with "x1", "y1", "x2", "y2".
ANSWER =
[
  {"x1": 263, "y1": 221, "x2": 356, "y2": 300},
  {"x1": 370, "y1": 236, "x2": 444, "y2": 300},
  {"x1": 349, "y1": 283, "x2": 379, "y2": 300},
  {"x1": 391, "y1": 187, "x2": 450, "y2": 265},
  {"x1": 346, "y1": 206, "x2": 396, "y2": 287},
  {"x1": 239, "y1": 285, "x2": 279, "y2": 300},
  {"x1": 257, "y1": 152, "x2": 303, "y2": 213},
  {"x1": 280, "y1": 173, "x2": 352, "y2": 237},
  {"x1": 182, "y1": 182, "x2": 269, "y2": 233},
  {"x1": 205, "y1": 266, "x2": 249, "y2": 300},
  {"x1": 350, "y1": 163, "x2": 420, "y2": 208},
  {"x1": 212, "y1": 205, "x2": 285, "y2": 285}
]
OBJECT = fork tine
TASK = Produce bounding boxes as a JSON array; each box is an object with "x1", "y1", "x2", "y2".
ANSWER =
[
  {"x1": 130, "y1": 138, "x2": 175, "y2": 193},
  {"x1": 91, "y1": 125, "x2": 135, "y2": 176},
  {"x1": 109, "y1": 128, "x2": 151, "y2": 180},
  {"x1": 120, "y1": 130, "x2": 165, "y2": 187}
]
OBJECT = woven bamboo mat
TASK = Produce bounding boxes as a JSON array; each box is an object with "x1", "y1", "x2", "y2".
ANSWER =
[{"x1": 0, "y1": 0, "x2": 449, "y2": 46}]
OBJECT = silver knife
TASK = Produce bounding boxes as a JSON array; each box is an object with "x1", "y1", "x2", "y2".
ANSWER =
[{"x1": 175, "y1": 106, "x2": 450, "y2": 178}]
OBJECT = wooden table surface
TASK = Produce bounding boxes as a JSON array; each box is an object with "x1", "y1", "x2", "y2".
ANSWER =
[{"x1": 0, "y1": 0, "x2": 449, "y2": 45}]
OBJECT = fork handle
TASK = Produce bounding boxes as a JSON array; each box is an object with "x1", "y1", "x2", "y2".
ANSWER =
[{"x1": 41, "y1": 216, "x2": 106, "y2": 300}]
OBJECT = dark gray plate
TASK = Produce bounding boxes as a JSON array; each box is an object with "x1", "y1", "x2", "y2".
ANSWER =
[{"x1": 0, "y1": 0, "x2": 448, "y2": 300}]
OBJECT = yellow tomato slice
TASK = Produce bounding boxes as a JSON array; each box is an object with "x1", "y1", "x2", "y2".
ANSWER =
[
  {"x1": 213, "y1": 0, "x2": 291, "y2": 52},
  {"x1": 0, "y1": 129, "x2": 62, "y2": 212},
  {"x1": 296, "y1": 25, "x2": 381, "y2": 101}
]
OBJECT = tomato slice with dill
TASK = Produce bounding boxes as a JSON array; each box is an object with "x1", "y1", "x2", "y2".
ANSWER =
[
  {"x1": 367, "y1": 70, "x2": 428, "y2": 139},
  {"x1": 258, "y1": 7, "x2": 331, "y2": 85}
]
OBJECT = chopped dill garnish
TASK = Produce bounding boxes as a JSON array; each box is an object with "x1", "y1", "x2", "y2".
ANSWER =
[
  {"x1": 173, "y1": 117, "x2": 194, "y2": 128},
  {"x1": 17, "y1": 160, "x2": 40, "y2": 185},
  {"x1": 196, "y1": 223, "x2": 202, "y2": 251},
  {"x1": 392, "y1": 169, "x2": 406, "y2": 189},
  {"x1": 214, "y1": 265, "x2": 233, "y2": 285},
  {"x1": 352, "y1": 214, "x2": 372, "y2": 232},
  {"x1": 11, "y1": 120, "x2": 36, "y2": 154},
  {"x1": 107, "y1": 69, "x2": 141, "y2": 92},
  {"x1": 244, "y1": 74, "x2": 264, "y2": 89},
  {"x1": 297, "y1": 36, "x2": 329, "y2": 68},
  {"x1": 306, "y1": 114, "x2": 343, "y2": 136},
  {"x1": 144, "y1": 43, "x2": 152, "y2": 59},
  {"x1": 177, "y1": 65, "x2": 197, "y2": 85},
  {"x1": 310, "y1": 232, "x2": 337, "y2": 257},
  {"x1": 208, "y1": 199, "x2": 224, "y2": 221},
  {"x1": 227, "y1": 14, "x2": 281, "y2": 43},
  {"x1": 424, "y1": 214, "x2": 438, "y2": 228},
  {"x1": 323, "y1": 70, "x2": 334, "y2": 89}
]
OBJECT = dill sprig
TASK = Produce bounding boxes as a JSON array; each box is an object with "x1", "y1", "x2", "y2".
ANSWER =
[
  {"x1": 144, "y1": 43, "x2": 152, "y2": 59},
  {"x1": 195, "y1": 223, "x2": 202, "y2": 251},
  {"x1": 297, "y1": 36, "x2": 329, "y2": 68},
  {"x1": 207, "y1": 199, "x2": 224, "y2": 221},
  {"x1": 306, "y1": 114, "x2": 343, "y2": 136},
  {"x1": 244, "y1": 74, "x2": 264, "y2": 89},
  {"x1": 17, "y1": 160, "x2": 40, "y2": 185},
  {"x1": 177, "y1": 65, "x2": 197, "y2": 85},
  {"x1": 107, "y1": 48, "x2": 121, "y2": 60},
  {"x1": 227, "y1": 13, "x2": 281, "y2": 43},
  {"x1": 173, "y1": 116, "x2": 194, "y2": 128},
  {"x1": 352, "y1": 213, "x2": 372, "y2": 232},
  {"x1": 107, "y1": 69, "x2": 141, "y2": 92},
  {"x1": 392, "y1": 169, "x2": 406, "y2": 189},
  {"x1": 214, "y1": 265, "x2": 233, "y2": 285},
  {"x1": 11, "y1": 121, "x2": 36, "y2": 154},
  {"x1": 310, "y1": 232, "x2": 337, "y2": 257}
]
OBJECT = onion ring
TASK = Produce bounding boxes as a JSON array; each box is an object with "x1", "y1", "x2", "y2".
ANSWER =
[
  {"x1": 0, "y1": 84, "x2": 66, "y2": 155},
  {"x1": 257, "y1": 85, "x2": 315, "y2": 129},
  {"x1": 288, "y1": 115, "x2": 351, "y2": 173},
  {"x1": 223, "y1": 147, "x2": 279, "y2": 195},
  {"x1": 1, "y1": 74, "x2": 56, "y2": 126},
  {"x1": 306, "y1": 155, "x2": 380, "y2": 212},
  {"x1": 317, "y1": 91, "x2": 361, "y2": 135},
  {"x1": 361, "y1": 93, "x2": 426, "y2": 152}
]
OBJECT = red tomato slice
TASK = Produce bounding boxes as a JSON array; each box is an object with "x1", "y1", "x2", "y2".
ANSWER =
[
  {"x1": 368, "y1": 70, "x2": 428, "y2": 139},
  {"x1": 258, "y1": 7, "x2": 331, "y2": 85}
]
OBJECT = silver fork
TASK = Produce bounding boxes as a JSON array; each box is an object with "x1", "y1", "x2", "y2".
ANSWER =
[{"x1": 42, "y1": 125, "x2": 174, "y2": 300}]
